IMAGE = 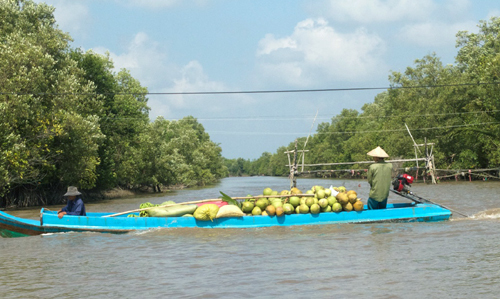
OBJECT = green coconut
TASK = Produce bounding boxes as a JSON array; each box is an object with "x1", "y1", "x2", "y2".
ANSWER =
[
  {"x1": 305, "y1": 197, "x2": 315, "y2": 207},
  {"x1": 318, "y1": 198, "x2": 329, "y2": 209},
  {"x1": 251, "y1": 206, "x2": 262, "y2": 216},
  {"x1": 255, "y1": 198, "x2": 269, "y2": 210},
  {"x1": 331, "y1": 202, "x2": 343, "y2": 212},
  {"x1": 283, "y1": 203, "x2": 294, "y2": 215},
  {"x1": 321, "y1": 205, "x2": 332, "y2": 213},
  {"x1": 269, "y1": 198, "x2": 283, "y2": 207},
  {"x1": 242, "y1": 201, "x2": 255, "y2": 213},
  {"x1": 263, "y1": 187, "x2": 273, "y2": 195},
  {"x1": 289, "y1": 196, "x2": 300, "y2": 207},
  {"x1": 310, "y1": 203, "x2": 320, "y2": 214},
  {"x1": 327, "y1": 196, "x2": 338, "y2": 206},
  {"x1": 299, "y1": 204, "x2": 310, "y2": 214}
]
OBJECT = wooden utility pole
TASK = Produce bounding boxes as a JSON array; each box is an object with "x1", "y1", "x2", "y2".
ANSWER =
[
  {"x1": 285, "y1": 140, "x2": 309, "y2": 189},
  {"x1": 290, "y1": 140, "x2": 298, "y2": 189}
]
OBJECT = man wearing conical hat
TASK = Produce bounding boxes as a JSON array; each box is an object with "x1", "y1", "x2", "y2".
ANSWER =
[
  {"x1": 57, "y1": 186, "x2": 86, "y2": 218},
  {"x1": 367, "y1": 146, "x2": 393, "y2": 209}
]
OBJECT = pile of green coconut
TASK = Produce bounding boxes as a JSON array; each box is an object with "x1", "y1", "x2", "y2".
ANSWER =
[
  {"x1": 133, "y1": 185, "x2": 364, "y2": 221},
  {"x1": 241, "y1": 185, "x2": 364, "y2": 217}
]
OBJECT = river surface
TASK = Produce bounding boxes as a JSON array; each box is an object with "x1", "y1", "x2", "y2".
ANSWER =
[{"x1": 2, "y1": 176, "x2": 500, "y2": 298}]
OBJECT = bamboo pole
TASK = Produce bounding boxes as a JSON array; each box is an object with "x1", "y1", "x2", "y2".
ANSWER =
[
  {"x1": 104, "y1": 194, "x2": 315, "y2": 218},
  {"x1": 289, "y1": 158, "x2": 427, "y2": 167}
]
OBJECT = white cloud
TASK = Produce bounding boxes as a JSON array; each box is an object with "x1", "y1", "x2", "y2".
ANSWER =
[
  {"x1": 172, "y1": 61, "x2": 222, "y2": 92},
  {"x1": 164, "y1": 61, "x2": 256, "y2": 115},
  {"x1": 40, "y1": 0, "x2": 90, "y2": 35},
  {"x1": 93, "y1": 32, "x2": 253, "y2": 119},
  {"x1": 399, "y1": 21, "x2": 478, "y2": 47},
  {"x1": 257, "y1": 34, "x2": 297, "y2": 56},
  {"x1": 94, "y1": 32, "x2": 172, "y2": 90},
  {"x1": 166, "y1": 60, "x2": 227, "y2": 109},
  {"x1": 320, "y1": 0, "x2": 436, "y2": 23},
  {"x1": 256, "y1": 18, "x2": 385, "y2": 86}
]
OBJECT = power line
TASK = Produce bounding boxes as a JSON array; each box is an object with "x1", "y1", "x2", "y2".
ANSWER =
[
  {"x1": 194, "y1": 109, "x2": 500, "y2": 121},
  {"x1": 76, "y1": 109, "x2": 499, "y2": 122},
  {"x1": 206, "y1": 121, "x2": 500, "y2": 135},
  {"x1": 1, "y1": 81, "x2": 499, "y2": 96}
]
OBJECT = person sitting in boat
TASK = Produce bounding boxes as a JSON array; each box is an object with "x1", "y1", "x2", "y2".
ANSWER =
[
  {"x1": 58, "y1": 186, "x2": 86, "y2": 218},
  {"x1": 367, "y1": 146, "x2": 393, "y2": 210}
]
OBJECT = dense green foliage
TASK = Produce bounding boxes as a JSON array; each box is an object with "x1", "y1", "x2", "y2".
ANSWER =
[
  {"x1": 226, "y1": 18, "x2": 500, "y2": 177},
  {"x1": 0, "y1": 1, "x2": 227, "y2": 207}
]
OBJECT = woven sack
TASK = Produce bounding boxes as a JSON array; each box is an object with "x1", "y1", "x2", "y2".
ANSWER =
[{"x1": 215, "y1": 205, "x2": 245, "y2": 218}]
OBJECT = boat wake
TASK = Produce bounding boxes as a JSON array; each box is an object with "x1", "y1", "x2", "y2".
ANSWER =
[
  {"x1": 450, "y1": 208, "x2": 500, "y2": 221},
  {"x1": 470, "y1": 208, "x2": 500, "y2": 220}
]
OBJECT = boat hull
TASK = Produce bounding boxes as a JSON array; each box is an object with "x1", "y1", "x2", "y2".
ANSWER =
[{"x1": 0, "y1": 203, "x2": 451, "y2": 237}]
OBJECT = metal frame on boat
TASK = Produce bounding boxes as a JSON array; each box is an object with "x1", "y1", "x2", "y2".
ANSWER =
[{"x1": 0, "y1": 202, "x2": 451, "y2": 237}]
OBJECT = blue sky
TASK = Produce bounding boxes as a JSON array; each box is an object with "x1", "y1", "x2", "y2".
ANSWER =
[{"x1": 39, "y1": 0, "x2": 499, "y2": 159}]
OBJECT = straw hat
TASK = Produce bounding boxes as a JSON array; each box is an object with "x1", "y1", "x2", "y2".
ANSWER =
[
  {"x1": 367, "y1": 146, "x2": 389, "y2": 158},
  {"x1": 64, "y1": 186, "x2": 81, "y2": 196}
]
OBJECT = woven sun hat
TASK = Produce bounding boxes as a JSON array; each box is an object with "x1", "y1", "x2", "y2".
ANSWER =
[
  {"x1": 64, "y1": 186, "x2": 81, "y2": 196},
  {"x1": 367, "y1": 146, "x2": 389, "y2": 158}
]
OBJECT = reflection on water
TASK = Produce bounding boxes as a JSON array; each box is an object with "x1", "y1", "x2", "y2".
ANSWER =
[{"x1": 2, "y1": 177, "x2": 500, "y2": 298}]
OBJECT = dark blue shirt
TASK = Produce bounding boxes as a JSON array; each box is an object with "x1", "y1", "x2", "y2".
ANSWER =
[{"x1": 61, "y1": 198, "x2": 86, "y2": 216}]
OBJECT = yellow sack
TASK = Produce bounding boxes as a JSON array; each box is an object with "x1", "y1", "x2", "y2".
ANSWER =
[
  {"x1": 193, "y1": 204, "x2": 219, "y2": 221},
  {"x1": 215, "y1": 205, "x2": 245, "y2": 218}
]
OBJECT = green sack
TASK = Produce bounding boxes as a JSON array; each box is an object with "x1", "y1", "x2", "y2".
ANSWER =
[{"x1": 147, "y1": 204, "x2": 198, "y2": 217}]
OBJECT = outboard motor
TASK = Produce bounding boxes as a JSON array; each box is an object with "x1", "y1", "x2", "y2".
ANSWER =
[{"x1": 392, "y1": 174, "x2": 414, "y2": 193}]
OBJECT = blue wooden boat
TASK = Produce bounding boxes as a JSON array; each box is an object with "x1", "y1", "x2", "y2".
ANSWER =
[{"x1": 0, "y1": 202, "x2": 451, "y2": 237}]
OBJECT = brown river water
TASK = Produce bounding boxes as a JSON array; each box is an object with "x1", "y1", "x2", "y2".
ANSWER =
[{"x1": 1, "y1": 176, "x2": 500, "y2": 298}]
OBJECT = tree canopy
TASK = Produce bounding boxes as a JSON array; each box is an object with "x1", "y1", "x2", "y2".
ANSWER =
[{"x1": 0, "y1": 0, "x2": 227, "y2": 207}]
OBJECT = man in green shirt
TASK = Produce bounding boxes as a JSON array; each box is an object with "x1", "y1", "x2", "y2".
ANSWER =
[{"x1": 367, "y1": 146, "x2": 393, "y2": 209}]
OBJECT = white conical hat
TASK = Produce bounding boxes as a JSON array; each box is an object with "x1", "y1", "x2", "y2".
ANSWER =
[{"x1": 367, "y1": 146, "x2": 389, "y2": 158}]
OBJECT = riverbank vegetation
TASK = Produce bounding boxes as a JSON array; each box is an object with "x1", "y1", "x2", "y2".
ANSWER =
[
  {"x1": 225, "y1": 18, "x2": 500, "y2": 179},
  {"x1": 2, "y1": 1, "x2": 500, "y2": 207},
  {"x1": 0, "y1": 1, "x2": 227, "y2": 207}
]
